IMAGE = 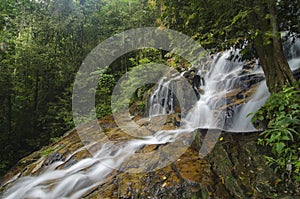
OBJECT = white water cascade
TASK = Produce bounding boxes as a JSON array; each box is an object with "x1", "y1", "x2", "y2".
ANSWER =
[
  {"x1": 2, "y1": 43, "x2": 300, "y2": 198},
  {"x1": 150, "y1": 51, "x2": 269, "y2": 132}
]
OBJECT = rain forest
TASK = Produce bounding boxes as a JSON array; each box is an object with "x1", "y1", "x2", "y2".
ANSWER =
[{"x1": 0, "y1": 0, "x2": 299, "y2": 198}]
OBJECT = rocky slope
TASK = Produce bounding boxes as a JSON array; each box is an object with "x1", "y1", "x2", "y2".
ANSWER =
[{"x1": 1, "y1": 112, "x2": 299, "y2": 198}]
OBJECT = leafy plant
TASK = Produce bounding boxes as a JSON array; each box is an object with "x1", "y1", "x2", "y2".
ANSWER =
[
  {"x1": 252, "y1": 83, "x2": 300, "y2": 187},
  {"x1": 0, "y1": 161, "x2": 9, "y2": 177}
]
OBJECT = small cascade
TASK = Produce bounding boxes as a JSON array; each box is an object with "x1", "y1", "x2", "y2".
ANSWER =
[
  {"x1": 148, "y1": 78, "x2": 172, "y2": 117},
  {"x1": 148, "y1": 73, "x2": 183, "y2": 117},
  {"x1": 185, "y1": 100, "x2": 213, "y2": 128},
  {"x1": 230, "y1": 81, "x2": 269, "y2": 131},
  {"x1": 186, "y1": 51, "x2": 246, "y2": 130},
  {"x1": 285, "y1": 38, "x2": 300, "y2": 71}
]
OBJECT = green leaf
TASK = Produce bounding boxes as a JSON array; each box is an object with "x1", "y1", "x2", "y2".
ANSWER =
[
  {"x1": 280, "y1": 135, "x2": 290, "y2": 141},
  {"x1": 258, "y1": 115, "x2": 264, "y2": 121},
  {"x1": 275, "y1": 142, "x2": 285, "y2": 154},
  {"x1": 279, "y1": 105, "x2": 284, "y2": 111}
]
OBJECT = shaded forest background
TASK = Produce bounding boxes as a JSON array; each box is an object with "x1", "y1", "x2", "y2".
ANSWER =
[{"x1": 0, "y1": 0, "x2": 159, "y2": 176}]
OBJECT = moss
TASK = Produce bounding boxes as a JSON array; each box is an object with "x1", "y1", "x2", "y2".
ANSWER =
[
  {"x1": 39, "y1": 145, "x2": 61, "y2": 157},
  {"x1": 49, "y1": 136, "x2": 62, "y2": 144}
]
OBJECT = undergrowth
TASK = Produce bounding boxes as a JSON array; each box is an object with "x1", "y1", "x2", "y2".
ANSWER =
[{"x1": 251, "y1": 83, "x2": 300, "y2": 190}]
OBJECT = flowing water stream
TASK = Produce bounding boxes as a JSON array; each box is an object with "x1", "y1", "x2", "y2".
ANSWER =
[
  {"x1": 149, "y1": 51, "x2": 268, "y2": 131},
  {"x1": 2, "y1": 43, "x2": 300, "y2": 198}
]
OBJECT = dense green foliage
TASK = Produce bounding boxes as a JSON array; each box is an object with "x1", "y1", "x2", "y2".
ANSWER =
[
  {"x1": 0, "y1": 0, "x2": 156, "y2": 176},
  {"x1": 157, "y1": 0, "x2": 299, "y2": 93},
  {"x1": 157, "y1": 0, "x2": 299, "y2": 55},
  {"x1": 252, "y1": 83, "x2": 300, "y2": 188}
]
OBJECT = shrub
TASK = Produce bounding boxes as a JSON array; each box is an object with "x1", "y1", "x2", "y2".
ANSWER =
[{"x1": 252, "y1": 84, "x2": 300, "y2": 187}]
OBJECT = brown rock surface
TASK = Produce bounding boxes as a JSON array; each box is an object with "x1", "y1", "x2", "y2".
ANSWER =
[{"x1": 1, "y1": 114, "x2": 298, "y2": 199}]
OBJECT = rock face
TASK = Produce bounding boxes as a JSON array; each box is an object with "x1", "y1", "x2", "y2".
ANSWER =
[{"x1": 1, "y1": 115, "x2": 299, "y2": 199}]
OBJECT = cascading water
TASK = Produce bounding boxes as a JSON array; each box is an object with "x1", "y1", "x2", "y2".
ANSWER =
[
  {"x1": 2, "y1": 41, "x2": 300, "y2": 198},
  {"x1": 149, "y1": 51, "x2": 268, "y2": 132},
  {"x1": 148, "y1": 73, "x2": 184, "y2": 117},
  {"x1": 287, "y1": 39, "x2": 300, "y2": 71}
]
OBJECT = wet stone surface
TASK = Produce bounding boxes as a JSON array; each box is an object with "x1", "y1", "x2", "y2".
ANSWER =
[{"x1": 1, "y1": 116, "x2": 299, "y2": 198}]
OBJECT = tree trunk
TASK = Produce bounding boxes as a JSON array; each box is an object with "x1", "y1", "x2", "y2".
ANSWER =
[
  {"x1": 248, "y1": 0, "x2": 297, "y2": 93},
  {"x1": 7, "y1": 95, "x2": 12, "y2": 133},
  {"x1": 33, "y1": 71, "x2": 39, "y2": 135},
  {"x1": 253, "y1": 35, "x2": 296, "y2": 93}
]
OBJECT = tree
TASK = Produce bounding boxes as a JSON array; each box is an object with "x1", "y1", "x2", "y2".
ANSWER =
[
  {"x1": 156, "y1": 0, "x2": 299, "y2": 93},
  {"x1": 246, "y1": 0, "x2": 297, "y2": 93},
  {"x1": 0, "y1": 0, "x2": 157, "y2": 176}
]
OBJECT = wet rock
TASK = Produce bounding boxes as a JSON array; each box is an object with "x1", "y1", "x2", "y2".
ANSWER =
[
  {"x1": 209, "y1": 143, "x2": 245, "y2": 198},
  {"x1": 242, "y1": 60, "x2": 256, "y2": 71},
  {"x1": 135, "y1": 118, "x2": 150, "y2": 126},
  {"x1": 173, "y1": 77, "x2": 198, "y2": 115},
  {"x1": 236, "y1": 92, "x2": 244, "y2": 99},
  {"x1": 60, "y1": 159, "x2": 78, "y2": 169},
  {"x1": 2, "y1": 118, "x2": 299, "y2": 198},
  {"x1": 44, "y1": 152, "x2": 63, "y2": 165},
  {"x1": 293, "y1": 67, "x2": 300, "y2": 80}
]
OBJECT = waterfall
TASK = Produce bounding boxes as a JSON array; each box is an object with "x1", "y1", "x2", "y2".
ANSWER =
[
  {"x1": 148, "y1": 40, "x2": 300, "y2": 132},
  {"x1": 230, "y1": 81, "x2": 269, "y2": 131},
  {"x1": 2, "y1": 41, "x2": 300, "y2": 198},
  {"x1": 148, "y1": 73, "x2": 183, "y2": 117},
  {"x1": 149, "y1": 50, "x2": 268, "y2": 132},
  {"x1": 285, "y1": 37, "x2": 300, "y2": 71}
]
